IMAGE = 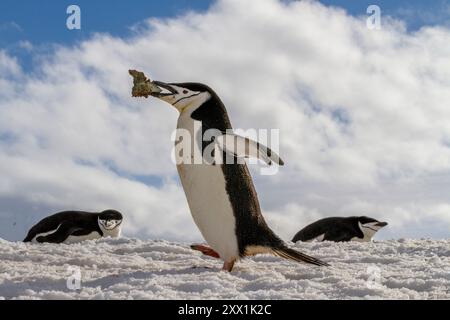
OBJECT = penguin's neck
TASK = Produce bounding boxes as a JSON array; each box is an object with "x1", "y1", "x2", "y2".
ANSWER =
[
  {"x1": 177, "y1": 93, "x2": 211, "y2": 133},
  {"x1": 98, "y1": 219, "x2": 122, "y2": 238},
  {"x1": 354, "y1": 222, "x2": 377, "y2": 242},
  {"x1": 177, "y1": 92, "x2": 211, "y2": 115}
]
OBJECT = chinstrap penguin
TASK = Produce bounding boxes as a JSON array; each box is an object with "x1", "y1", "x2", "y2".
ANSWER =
[
  {"x1": 292, "y1": 216, "x2": 388, "y2": 243},
  {"x1": 147, "y1": 80, "x2": 328, "y2": 271},
  {"x1": 23, "y1": 209, "x2": 123, "y2": 243}
]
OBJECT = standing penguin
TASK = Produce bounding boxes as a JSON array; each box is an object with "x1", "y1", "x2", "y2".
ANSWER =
[{"x1": 138, "y1": 77, "x2": 328, "y2": 271}]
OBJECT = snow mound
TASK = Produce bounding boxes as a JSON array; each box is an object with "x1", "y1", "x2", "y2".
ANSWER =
[{"x1": 0, "y1": 238, "x2": 448, "y2": 299}]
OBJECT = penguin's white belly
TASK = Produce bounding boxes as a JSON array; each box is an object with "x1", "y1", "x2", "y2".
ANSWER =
[
  {"x1": 177, "y1": 163, "x2": 239, "y2": 262},
  {"x1": 307, "y1": 233, "x2": 325, "y2": 242},
  {"x1": 176, "y1": 108, "x2": 239, "y2": 262},
  {"x1": 350, "y1": 235, "x2": 372, "y2": 242},
  {"x1": 64, "y1": 226, "x2": 121, "y2": 243},
  {"x1": 65, "y1": 231, "x2": 102, "y2": 243}
]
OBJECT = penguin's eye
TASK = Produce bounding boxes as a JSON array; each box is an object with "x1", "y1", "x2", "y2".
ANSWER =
[{"x1": 183, "y1": 90, "x2": 188, "y2": 94}]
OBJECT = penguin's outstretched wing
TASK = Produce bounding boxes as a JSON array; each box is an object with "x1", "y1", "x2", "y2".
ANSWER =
[{"x1": 214, "y1": 133, "x2": 284, "y2": 166}]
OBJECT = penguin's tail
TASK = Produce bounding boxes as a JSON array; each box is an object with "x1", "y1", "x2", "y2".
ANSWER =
[{"x1": 272, "y1": 246, "x2": 329, "y2": 267}]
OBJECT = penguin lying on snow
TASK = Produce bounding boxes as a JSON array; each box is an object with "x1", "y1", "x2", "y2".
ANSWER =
[
  {"x1": 132, "y1": 73, "x2": 328, "y2": 271},
  {"x1": 292, "y1": 216, "x2": 388, "y2": 243},
  {"x1": 23, "y1": 210, "x2": 123, "y2": 243}
]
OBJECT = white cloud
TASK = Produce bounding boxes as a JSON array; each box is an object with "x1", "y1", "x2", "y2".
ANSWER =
[
  {"x1": 0, "y1": 50, "x2": 22, "y2": 77},
  {"x1": 1, "y1": 0, "x2": 450, "y2": 241}
]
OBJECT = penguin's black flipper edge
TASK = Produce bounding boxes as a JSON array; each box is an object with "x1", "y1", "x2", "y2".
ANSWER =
[
  {"x1": 273, "y1": 247, "x2": 330, "y2": 267},
  {"x1": 215, "y1": 133, "x2": 284, "y2": 166}
]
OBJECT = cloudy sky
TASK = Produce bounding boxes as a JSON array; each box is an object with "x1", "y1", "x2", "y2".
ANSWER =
[{"x1": 1, "y1": 0, "x2": 450, "y2": 242}]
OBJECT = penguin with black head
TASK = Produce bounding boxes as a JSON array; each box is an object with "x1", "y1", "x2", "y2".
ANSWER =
[
  {"x1": 292, "y1": 216, "x2": 388, "y2": 243},
  {"x1": 145, "y1": 79, "x2": 328, "y2": 271}
]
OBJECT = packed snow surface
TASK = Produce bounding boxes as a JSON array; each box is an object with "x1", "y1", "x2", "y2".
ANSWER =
[{"x1": 0, "y1": 238, "x2": 449, "y2": 299}]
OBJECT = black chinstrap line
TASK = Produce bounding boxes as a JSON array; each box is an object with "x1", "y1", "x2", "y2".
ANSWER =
[
  {"x1": 101, "y1": 220, "x2": 123, "y2": 229},
  {"x1": 173, "y1": 92, "x2": 202, "y2": 106},
  {"x1": 361, "y1": 225, "x2": 378, "y2": 232}
]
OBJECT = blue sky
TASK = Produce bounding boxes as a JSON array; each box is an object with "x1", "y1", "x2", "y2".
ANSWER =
[
  {"x1": 0, "y1": 1, "x2": 211, "y2": 45},
  {"x1": 321, "y1": 0, "x2": 450, "y2": 30},
  {"x1": 0, "y1": 0, "x2": 213, "y2": 70},
  {"x1": 1, "y1": 0, "x2": 449, "y2": 71},
  {"x1": 1, "y1": 0, "x2": 449, "y2": 48}
]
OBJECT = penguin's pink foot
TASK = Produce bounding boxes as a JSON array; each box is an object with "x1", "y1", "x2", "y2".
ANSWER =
[
  {"x1": 190, "y1": 244, "x2": 220, "y2": 259},
  {"x1": 222, "y1": 260, "x2": 235, "y2": 272}
]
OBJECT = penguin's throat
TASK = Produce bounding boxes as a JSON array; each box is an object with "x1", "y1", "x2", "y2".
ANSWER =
[
  {"x1": 177, "y1": 92, "x2": 211, "y2": 114},
  {"x1": 98, "y1": 219, "x2": 122, "y2": 238},
  {"x1": 358, "y1": 222, "x2": 379, "y2": 241}
]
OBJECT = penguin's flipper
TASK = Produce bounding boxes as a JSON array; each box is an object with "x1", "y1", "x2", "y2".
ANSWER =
[
  {"x1": 273, "y1": 246, "x2": 329, "y2": 267},
  {"x1": 24, "y1": 222, "x2": 56, "y2": 242},
  {"x1": 214, "y1": 133, "x2": 284, "y2": 166},
  {"x1": 36, "y1": 223, "x2": 81, "y2": 244}
]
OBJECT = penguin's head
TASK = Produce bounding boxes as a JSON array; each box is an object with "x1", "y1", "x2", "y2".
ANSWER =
[
  {"x1": 150, "y1": 81, "x2": 212, "y2": 112},
  {"x1": 357, "y1": 216, "x2": 388, "y2": 241},
  {"x1": 98, "y1": 209, "x2": 123, "y2": 231}
]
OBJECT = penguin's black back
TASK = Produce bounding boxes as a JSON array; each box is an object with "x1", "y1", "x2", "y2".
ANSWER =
[
  {"x1": 188, "y1": 84, "x2": 284, "y2": 255},
  {"x1": 23, "y1": 211, "x2": 101, "y2": 242},
  {"x1": 292, "y1": 217, "x2": 363, "y2": 242}
]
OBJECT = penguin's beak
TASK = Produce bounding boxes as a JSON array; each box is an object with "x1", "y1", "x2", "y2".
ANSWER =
[
  {"x1": 375, "y1": 221, "x2": 388, "y2": 227},
  {"x1": 151, "y1": 81, "x2": 177, "y2": 98}
]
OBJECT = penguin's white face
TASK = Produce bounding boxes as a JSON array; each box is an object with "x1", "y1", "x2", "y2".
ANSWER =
[
  {"x1": 98, "y1": 210, "x2": 123, "y2": 232},
  {"x1": 358, "y1": 220, "x2": 388, "y2": 241},
  {"x1": 98, "y1": 217, "x2": 122, "y2": 238},
  {"x1": 98, "y1": 218, "x2": 122, "y2": 230},
  {"x1": 151, "y1": 81, "x2": 211, "y2": 112}
]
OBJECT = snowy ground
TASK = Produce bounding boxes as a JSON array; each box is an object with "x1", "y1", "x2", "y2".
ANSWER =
[{"x1": 0, "y1": 237, "x2": 449, "y2": 299}]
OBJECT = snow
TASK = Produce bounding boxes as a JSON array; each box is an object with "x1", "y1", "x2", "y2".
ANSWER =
[{"x1": 0, "y1": 237, "x2": 449, "y2": 299}]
